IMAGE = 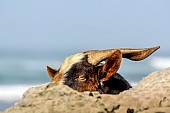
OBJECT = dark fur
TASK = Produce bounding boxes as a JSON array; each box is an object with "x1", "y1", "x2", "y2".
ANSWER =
[
  {"x1": 64, "y1": 56, "x2": 131, "y2": 94},
  {"x1": 102, "y1": 73, "x2": 132, "y2": 94},
  {"x1": 64, "y1": 56, "x2": 99, "y2": 92}
]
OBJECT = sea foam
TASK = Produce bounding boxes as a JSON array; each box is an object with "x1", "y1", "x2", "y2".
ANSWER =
[
  {"x1": 150, "y1": 57, "x2": 170, "y2": 69},
  {"x1": 0, "y1": 85, "x2": 35, "y2": 102}
]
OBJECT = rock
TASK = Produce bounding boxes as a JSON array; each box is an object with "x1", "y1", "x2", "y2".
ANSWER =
[{"x1": 1, "y1": 68, "x2": 170, "y2": 113}]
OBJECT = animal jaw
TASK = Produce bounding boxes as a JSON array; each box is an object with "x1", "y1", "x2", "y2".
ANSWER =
[{"x1": 47, "y1": 46, "x2": 160, "y2": 94}]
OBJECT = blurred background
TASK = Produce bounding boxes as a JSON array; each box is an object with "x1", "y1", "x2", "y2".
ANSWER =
[{"x1": 0, "y1": 0, "x2": 170, "y2": 111}]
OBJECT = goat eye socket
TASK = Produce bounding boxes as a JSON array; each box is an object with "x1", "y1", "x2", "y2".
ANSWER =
[{"x1": 78, "y1": 75, "x2": 86, "y2": 81}]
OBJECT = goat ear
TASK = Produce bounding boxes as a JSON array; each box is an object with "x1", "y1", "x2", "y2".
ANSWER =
[
  {"x1": 101, "y1": 50, "x2": 122, "y2": 82},
  {"x1": 47, "y1": 66, "x2": 58, "y2": 80}
]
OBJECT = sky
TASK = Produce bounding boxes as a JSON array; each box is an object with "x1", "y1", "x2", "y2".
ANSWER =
[{"x1": 0, "y1": 0, "x2": 170, "y2": 56}]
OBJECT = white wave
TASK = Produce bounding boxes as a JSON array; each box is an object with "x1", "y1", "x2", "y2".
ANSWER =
[
  {"x1": 0, "y1": 84, "x2": 36, "y2": 103},
  {"x1": 22, "y1": 59, "x2": 61, "y2": 71},
  {"x1": 0, "y1": 58, "x2": 61, "y2": 72},
  {"x1": 150, "y1": 57, "x2": 170, "y2": 69}
]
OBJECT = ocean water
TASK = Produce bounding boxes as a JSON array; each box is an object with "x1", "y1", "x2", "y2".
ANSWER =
[{"x1": 0, "y1": 51, "x2": 169, "y2": 111}]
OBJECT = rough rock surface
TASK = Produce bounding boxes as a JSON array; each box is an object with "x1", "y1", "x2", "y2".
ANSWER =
[{"x1": 1, "y1": 68, "x2": 170, "y2": 113}]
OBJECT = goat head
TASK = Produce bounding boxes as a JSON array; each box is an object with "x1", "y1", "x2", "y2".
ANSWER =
[{"x1": 47, "y1": 46, "x2": 160, "y2": 94}]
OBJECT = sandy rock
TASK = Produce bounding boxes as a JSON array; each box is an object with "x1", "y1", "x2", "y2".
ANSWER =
[{"x1": 1, "y1": 68, "x2": 170, "y2": 113}]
